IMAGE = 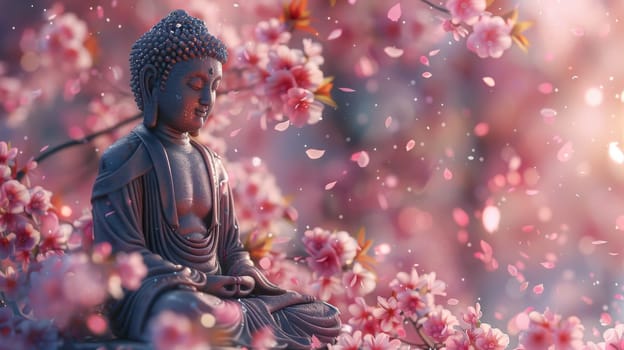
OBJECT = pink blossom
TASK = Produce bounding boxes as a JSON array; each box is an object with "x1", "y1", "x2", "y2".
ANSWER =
[
  {"x1": 361, "y1": 333, "x2": 401, "y2": 350},
  {"x1": 371, "y1": 296, "x2": 403, "y2": 332},
  {"x1": 25, "y1": 186, "x2": 53, "y2": 216},
  {"x1": 251, "y1": 327, "x2": 277, "y2": 350},
  {"x1": 420, "y1": 306, "x2": 459, "y2": 343},
  {"x1": 150, "y1": 311, "x2": 208, "y2": 350},
  {"x1": 307, "y1": 244, "x2": 342, "y2": 276},
  {"x1": 474, "y1": 323, "x2": 509, "y2": 350},
  {"x1": 63, "y1": 254, "x2": 108, "y2": 308},
  {"x1": 29, "y1": 255, "x2": 73, "y2": 327},
  {"x1": 462, "y1": 302, "x2": 482, "y2": 327},
  {"x1": 419, "y1": 271, "x2": 447, "y2": 296},
  {"x1": 329, "y1": 330, "x2": 363, "y2": 350},
  {"x1": 0, "y1": 180, "x2": 31, "y2": 214},
  {"x1": 0, "y1": 265, "x2": 23, "y2": 299},
  {"x1": 0, "y1": 164, "x2": 11, "y2": 182},
  {"x1": 290, "y1": 62, "x2": 324, "y2": 90},
  {"x1": 38, "y1": 213, "x2": 68, "y2": 254},
  {"x1": 0, "y1": 234, "x2": 15, "y2": 260},
  {"x1": 445, "y1": 332, "x2": 472, "y2": 350},
  {"x1": 236, "y1": 42, "x2": 269, "y2": 70},
  {"x1": 396, "y1": 289, "x2": 431, "y2": 321},
  {"x1": 303, "y1": 227, "x2": 332, "y2": 255},
  {"x1": 14, "y1": 223, "x2": 40, "y2": 252},
  {"x1": 553, "y1": 316, "x2": 584, "y2": 350},
  {"x1": 342, "y1": 262, "x2": 376, "y2": 297},
  {"x1": 310, "y1": 275, "x2": 342, "y2": 301},
  {"x1": 389, "y1": 266, "x2": 422, "y2": 293},
  {"x1": 519, "y1": 321, "x2": 553, "y2": 349},
  {"x1": 282, "y1": 87, "x2": 323, "y2": 127},
  {"x1": 603, "y1": 324, "x2": 624, "y2": 350},
  {"x1": 348, "y1": 297, "x2": 374, "y2": 329},
  {"x1": 442, "y1": 19, "x2": 469, "y2": 41},
  {"x1": 115, "y1": 251, "x2": 147, "y2": 290},
  {"x1": 330, "y1": 230, "x2": 358, "y2": 265},
  {"x1": 446, "y1": 0, "x2": 487, "y2": 25},
  {"x1": 303, "y1": 38, "x2": 324, "y2": 66},
  {"x1": 255, "y1": 19, "x2": 291, "y2": 45},
  {"x1": 466, "y1": 15, "x2": 512, "y2": 59},
  {"x1": 267, "y1": 45, "x2": 304, "y2": 72},
  {"x1": 0, "y1": 141, "x2": 18, "y2": 165},
  {"x1": 265, "y1": 69, "x2": 297, "y2": 110},
  {"x1": 38, "y1": 13, "x2": 93, "y2": 70}
]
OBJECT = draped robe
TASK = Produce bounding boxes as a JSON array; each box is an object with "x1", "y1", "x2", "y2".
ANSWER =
[{"x1": 91, "y1": 125, "x2": 340, "y2": 348}]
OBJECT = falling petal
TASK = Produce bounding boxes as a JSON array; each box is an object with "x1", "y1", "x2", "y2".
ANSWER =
[
  {"x1": 443, "y1": 168, "x2": 453, "y2": 180},
  {"x1": 540, "y1": 261, "x2": 555, "y2": 269},
  {"x1": 96, "y1": 5, "x2": 104, "y2": 19},
  {"x1": 325, "y1": 181, "x2": 337, "y2": 190},
  {"x1": 306, "y1": 149, "x2": 326, "y2": 159},
  {"x1": 540, "y1": 108, "x2": 557, "y2": 124},
  {"x1": 609, "y1": 142, "x2": 624, "y2": 164},
  {"x1": 482, "y1": 76, "x2": 495, "y2": 87},
  {"x1": 592, "y1": 240, "x2": 608, "y2": 245},
  {"x1": 406, "y1": 139, "x2": 416, "y2": 151},
  {"x1": 87, "y1": 314, "x2": 108, "y2": 335},
  {"x1": 229, "y1": 128, "x2": 241, "y2": 137},
  {"x1": 422, "y1": 72, "x2": 432, "y2": 79},
  {"x1": 384, "y1": 46, "x2": 404, "y2": 58},
  {"x1": 385, "y1": 116, "x2": 392, "y2": 128},
  {"x1": 351, "y1": 151, "x2": 370, "y2": 167},
  {"x1": 327, "y1": 28, "x2": 342, "y2": 40},
  {"x1": 538, "y1": 82, "x2": 553, "y2": 94},
  {"x1": 447, "y1": 298, "x2": 459, "y2": 306},
  {"x1": 520, "y1": 281, "x2": 529, "y2": 291},
  {"x1": 482, "y1": 205, "x2": 501, "y2": 233},
  {"x1": 474, "y1": 122, "x2": 489, "y2": 137},
  {"x1": 419, "y1": 55, "x2": 430, "y2": 66},
  {"x1": 452, "y1": 208, "x2": 469, "y2": 227},
  {"x1": 377, "y1": 192, "x2": 388, "y2": 209},
  {"x1": 339, "y1": 87, "x2": 356, "y2": 92},
  {"x1": 533, "y1": 284, "x2": 544, "y2": 295},
  {"x1": 429, "y1": 49, "x2": 440, "y2": 56},
  {"x1": 480, "y1": 240, "x2": 493, "y2": 257},
  {"x1": 600, "y1": 312, "x2": 612, "y2": 326},
  {"x1": 508, "y1": 264, "x2": 518, "y2": 277},
  {"x1": 274, "y1": 120, "x2": 290, "y2": 131},
  {"x1": 557, "y1": 141, "x2": 574, "y2": 162},
  {"x1": 387, "y1": 2, "x2": 401, "y2": 22}
]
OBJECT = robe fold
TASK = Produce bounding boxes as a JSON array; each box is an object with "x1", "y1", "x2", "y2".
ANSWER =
[{"x1": 91, "y1": 125, "x2": 340, "y2": 348}]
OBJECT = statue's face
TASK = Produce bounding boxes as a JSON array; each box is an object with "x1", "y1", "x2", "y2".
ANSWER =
[{"x1": 156, "y1": 56, "x2": 222, "y2": 133}]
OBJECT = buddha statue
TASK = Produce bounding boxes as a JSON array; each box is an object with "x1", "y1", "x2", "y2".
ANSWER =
[{"x1": 91, "y1": 10, "x2": 340, "y2": 348}]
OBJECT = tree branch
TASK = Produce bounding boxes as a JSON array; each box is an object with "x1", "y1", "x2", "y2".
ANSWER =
[
  {"x1": 16, "y1": 114, "x2": 142, "y2": 181},
  {"x1": 419, "y1": 0, "x2": 450, "y2": 14}
]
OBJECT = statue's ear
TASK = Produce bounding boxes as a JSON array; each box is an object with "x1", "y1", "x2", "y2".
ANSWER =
[{"x1": 139, "y1": 64, "x2": 159, "y2": 128}]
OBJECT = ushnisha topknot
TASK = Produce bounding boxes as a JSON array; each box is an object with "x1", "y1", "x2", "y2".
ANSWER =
[{"x1": 129, "y1": 9, "x2": 228, "y2": 110}]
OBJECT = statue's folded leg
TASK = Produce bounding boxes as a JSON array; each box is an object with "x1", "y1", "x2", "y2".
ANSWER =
[{"x1": 144, "y1": 289, "x2": 243, "y2": 342}]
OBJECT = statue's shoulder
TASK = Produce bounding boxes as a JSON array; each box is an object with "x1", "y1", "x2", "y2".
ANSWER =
[{"x1": 99, "y1": 131, "x2": 146, "y2": 174}]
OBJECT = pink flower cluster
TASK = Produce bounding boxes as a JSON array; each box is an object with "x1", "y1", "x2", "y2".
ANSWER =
[
  {"x1": 36, "y1": 12, "x2": 93, "y2": 71},
  {"x1": 0, "y1": 141, "x2": 147, "y2": 343},
  {"x1": 443, "y1": 0, "x2": 514, "y2": 58},
  {"x1": 517, "y1": 309, "x2": 585, "y2": 349},
  {"x1": 302, "y1": 227, "x2": 376, "y2": 300},
  {"x1": 226, "y1": 158, "x2": 298, "y2": 234},
  {"x1": 334, "y1": 267, "x2": 509, "y2": 349},
  {"x1": 228, "y1": 19, "x2": 330, "y2": 128}
]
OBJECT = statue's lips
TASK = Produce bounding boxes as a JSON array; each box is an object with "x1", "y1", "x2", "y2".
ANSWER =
[{"x1": 195, "y1": 108, "x2": 208, "y2": 118}]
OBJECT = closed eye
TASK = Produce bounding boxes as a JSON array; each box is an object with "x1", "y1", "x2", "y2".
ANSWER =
[{"x1": 187, "y1": 76, "x2": 204, "y2": 90}]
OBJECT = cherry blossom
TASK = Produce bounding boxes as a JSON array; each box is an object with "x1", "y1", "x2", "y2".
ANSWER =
[
  {"x1": 282, "y1": 87, "x2": 324, "y2": 127},
  {"x1": 38, "y1": 13, "x2": 93, "y2": 70},
  {"x1": 421, "y1": 306, "x2": 459, "y2": 343},
  {"x1": 329, "y1": 330, "x2": 363, "y2": 350},
  {"x1": 255, "y1": 18, "x2": 291, "y2": 45},
  {"x1": 371, "y1": 296, "x2": 403, "y2": 333},
  {"x1": 342, "y1": 262, "x2": 376, "y2": 297},
  {"x1": 25, "y1": 186, "x2": 53, "y2": 216},
  {"x1": 361, "y1": 333, "x2": 402, "y2": 350},
  {"x1": 466, "y1": 15, "x2": 513, "y2": 58},
  {"x1": 114, "y1": 251, "x2": 148, "y2": 290},
  {"x1": 602, "y1": 324, "x2": 624, "y2": 350},
  {"x1": 149, "y1": 311, "x2": 209, "y2": 350},
  {"x1": 1, "y1": 180, "x2": 31, "y2": 214},
  {"x1": 474, "y1": 323, "x2": 510, "y2": 350},
  {"x1": 446, "y1": 0, "x2": 487, "y2": 25}
]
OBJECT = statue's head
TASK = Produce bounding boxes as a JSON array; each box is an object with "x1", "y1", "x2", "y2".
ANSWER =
[{"x1": 129, "y1": 10, "x2": 228, "y2": 129}]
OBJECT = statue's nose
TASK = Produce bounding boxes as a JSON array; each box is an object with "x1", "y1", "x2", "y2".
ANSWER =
[{"x1": 199, "y1": 88, "x2": 213, "y2": 106}]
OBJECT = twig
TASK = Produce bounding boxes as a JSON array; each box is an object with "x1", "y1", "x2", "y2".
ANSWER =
[
  {"x1": 419, "y1": 0, "x2": 450, "y2": 14},
  {"x1": 16, "y1": 114, "x2": 142, "y2": 181}
]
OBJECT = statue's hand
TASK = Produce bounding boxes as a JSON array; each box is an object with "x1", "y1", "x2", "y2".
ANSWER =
[
  {"x1": 202, "y1": 275, "x2": 256, "y2": 298},
  {"x1": 234, "y1": 265, "x2": 286, "y2": 296}
]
